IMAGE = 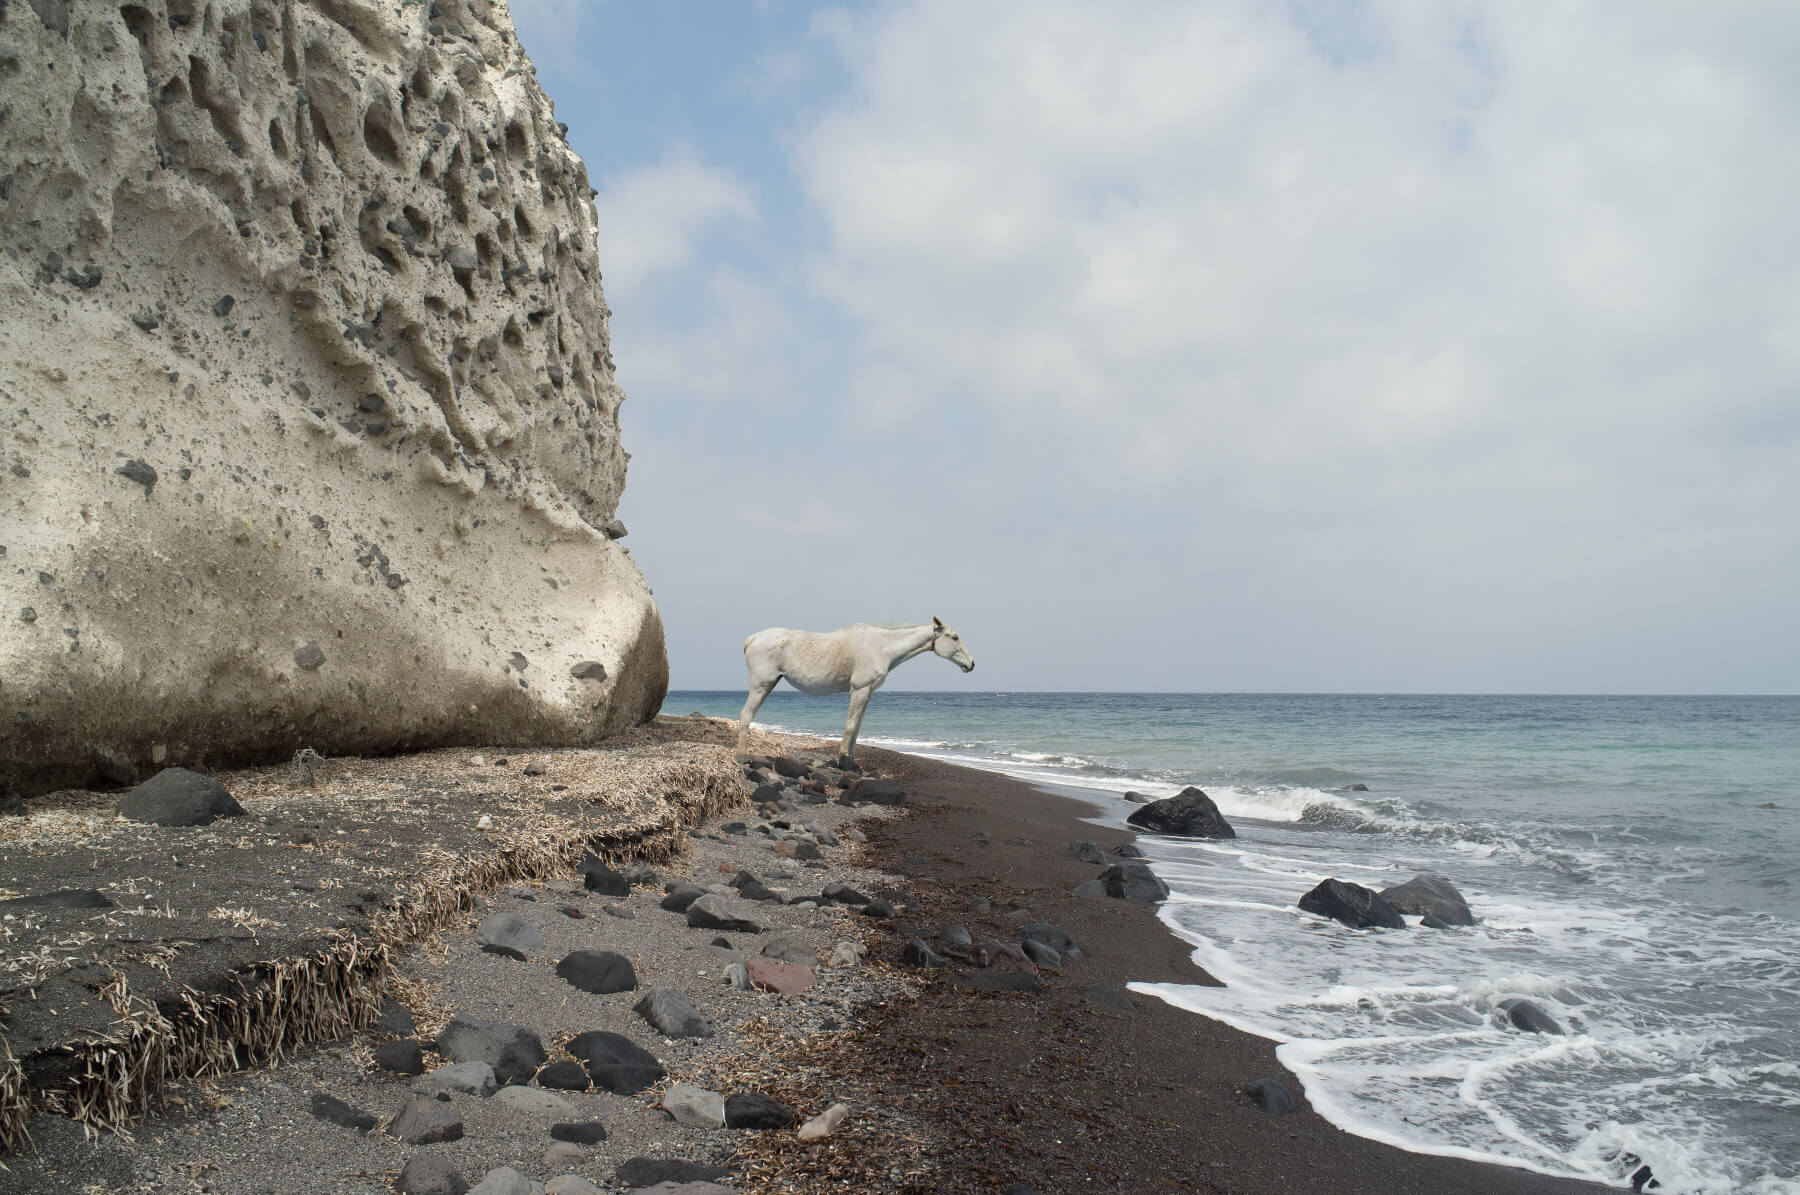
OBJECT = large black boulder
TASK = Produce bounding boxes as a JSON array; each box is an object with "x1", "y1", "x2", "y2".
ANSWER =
[
  {"x1": 1497, "y1": 997, "x2": 1564, "y2": 1035},
  {"x1": 1297, "y1": 878, "x2": 1407, "y2": 930},
  {"x1": 117, "y1": 768, "x2": 245, "y2": 827},
  {"x1": 1379, "y1": 874, "x2": 1476, "y2": 926},
  {"x1": 566, "y1": 1030, "x2": 665, "y2": 1094},
  {"x1": 1126, "y1": 787, "x2": 1234, "y2": 838},
  {"x1": 1100, "y1": 862, "x2": 1170, "y2": 902}
]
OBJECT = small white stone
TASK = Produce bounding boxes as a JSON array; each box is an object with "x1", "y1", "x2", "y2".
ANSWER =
[
  {"x1": 469, "y1": 1167, "x2": 534, "y2": 1195},
  {"x1": 469, "y1": 754, "x2": 487, "y2": 767},
  {"x1": 543, "y1": 1178, "x2": 604, "y2": 1195},
  {"x1": 493, "y1": 1085, "x2": 576, "y2": 1115},
  {"x1": 797, "y1": 1101, "x2": 850, "y2": 1140},
  {"x1": 661, "y1": 1082, "x2": 726, "y2": 1129},
  {"x1": 476, "y1": 814, "x2": 494, "y2": 829}
]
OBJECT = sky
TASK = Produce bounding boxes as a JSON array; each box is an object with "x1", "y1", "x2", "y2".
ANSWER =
[{"x1": 508, "y1": 0, "x2": 1800, "y2": 694}]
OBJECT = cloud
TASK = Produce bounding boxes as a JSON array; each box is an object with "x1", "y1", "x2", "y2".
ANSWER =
[
  {"x1": 592, "y1": 144, "x2": 758, "y2": 296},
  {"x1": 790, "y1": 0, "x2": 1800, "y2": 608}
]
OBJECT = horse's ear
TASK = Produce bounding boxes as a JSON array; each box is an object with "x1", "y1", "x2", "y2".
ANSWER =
[{"x1": 933, "y1": 616, "x2": 945, "y2": 629}]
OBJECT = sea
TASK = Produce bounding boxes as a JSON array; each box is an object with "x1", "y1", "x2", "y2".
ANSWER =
[{"x1": 670, "y1": 690, "x2": 1800, "y2": 1194}]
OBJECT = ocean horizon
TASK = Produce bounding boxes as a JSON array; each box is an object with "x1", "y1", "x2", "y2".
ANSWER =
[{"x1": 673, "y1": 688, "x2": 1800, "y2": 1194}]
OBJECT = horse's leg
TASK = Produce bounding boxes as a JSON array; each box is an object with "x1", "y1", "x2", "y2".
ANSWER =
[
  {"x1": 841, "y1": 684, "x2": 874, "y2": 764},
  {"x1": 738, "y1": 677, "x2": 778, "y2": 751}
]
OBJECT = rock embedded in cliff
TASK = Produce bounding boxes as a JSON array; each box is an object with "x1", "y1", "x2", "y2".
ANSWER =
[{"x1": 0, "y1": 0, "x2": 667, "y2": 796}]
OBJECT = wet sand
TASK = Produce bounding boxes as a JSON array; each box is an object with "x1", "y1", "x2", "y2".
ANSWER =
[{"x1": 773, "y1": 744, "x2": 1617, "y2": 1194}]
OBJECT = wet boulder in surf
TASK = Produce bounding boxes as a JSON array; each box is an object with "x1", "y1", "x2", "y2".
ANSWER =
[
  {"x1": 1297, "y1": 878, "x2": 1407, "y2": 930},
  {"x1": 1125, "y1": 787, "x2": 1235, "y2": 838},
  {"x1": 1497, "y1": 997, "x2": 1564, "y2": 1035},
  {"x1": 1379, "y1": 874, "x2": 1476, "y2": 926},
  {"x1": 1100, "y1": 862, "x2": 1170, "y2": 902}
]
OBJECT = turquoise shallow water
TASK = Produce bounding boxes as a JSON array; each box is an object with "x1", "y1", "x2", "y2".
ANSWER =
[{"x1": 674, "y1": 690, "x2": 1800, "y2": 1193}]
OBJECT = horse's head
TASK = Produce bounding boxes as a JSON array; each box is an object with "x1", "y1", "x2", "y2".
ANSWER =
[{"x1": 930, "y1": 617, "x2": 976, "y2": 672}]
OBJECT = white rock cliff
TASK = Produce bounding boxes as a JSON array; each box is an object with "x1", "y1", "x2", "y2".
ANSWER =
[{"x1": 0, "y1": 0, "x2": 667, "y2": 794}]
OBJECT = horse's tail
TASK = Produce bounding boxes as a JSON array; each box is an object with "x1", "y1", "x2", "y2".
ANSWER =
[{"x1": 743, "y1": 632, "x2": 758, "y2": 654}]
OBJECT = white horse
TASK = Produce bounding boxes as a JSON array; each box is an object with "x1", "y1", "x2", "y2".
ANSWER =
[{"x1": 737, "y1": 618, "x2": 976, "y2": 763}]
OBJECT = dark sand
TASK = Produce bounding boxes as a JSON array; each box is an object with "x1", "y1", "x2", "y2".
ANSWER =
[{"x1": 805, "y1": 745, "x2": 1617, "y2": 1194}]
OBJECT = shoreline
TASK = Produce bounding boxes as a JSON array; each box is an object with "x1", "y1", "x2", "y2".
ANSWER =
[
  {"x1": 800, "y1": 742, "x2": 1617, "y2": 1194},
  {"x1": 0, "y1": 723, "x2": 1621, "y2": 1193}
]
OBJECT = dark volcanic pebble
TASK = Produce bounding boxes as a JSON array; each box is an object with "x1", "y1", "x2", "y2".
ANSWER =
[
  {"x1": 434, "y1": 1016, "x2": 545, "y2": 1085},
  {"x1": 1020, "y1": 938, "x2": 1063, "y2": 969},
  {"x1": 0, "y1": 889, "x2": 114, "y2": 910},
  {"x1": 396, "y1": 1154, "x2": 466, "y2": 1195},
  {"x1": 939, "y1": 923, "x2": 974, "y2": 957},
  {"x1": 551, "y1": 1120, "x2": 609, "y2": 1144},
  {"x1": 772, "y1": 755, "x2": 812, "y2": 779},
  {"x1": 822, "y1": 881, "x2": 871, "y2": 905},
  {"x1": 566, "y1": 1030, "x2": 665, "y2": 1094},
  {"x1": 580, "y1": 857, "x2": 630, "y2": 896},
  {"x1": 372, "y1": 1040, "x2": 425, "y2": 1076},
  {"x1": 117, "y1": 768, "x2": 245, "y2": 827},
  {"x1": 1101, "y1": 861, "x2": 1170, "y2": 902},
  {"x1": 633, "y1": 988, "x2": 713, "y2": 1038},
  {"x1": 721, "y1": 821, "x2": 748, "y2": 834},
  {"x1": 1018, "y1": 922, "x2": 1081, "y2": 958},
  {"x1": 1069, "y1": 839, "x2": 1107, "y2": 864},
  {"x1": 555, "y1": 950, "x2": 638, "y2": 994},
  {"x1": 378, "y1": 999, "x2": 416, "y2": 1037},
  {"x1": 842, "y1": 777, "x2": 906, "y2": 805},
  {"x1": 479, "y1": 944, "x2": 527, "y2": 961},
  {"x1": 685, "y1": 894, "x2": 764, "y2": 933},
  {"x1": 1242, "y1": 1077, "x2": 1298, "y2": 1115},
  {"x1": 386, "y1": 1098, "x2": 463, "y2": 1144},
  {"x1": 1082, "y1": 983, "x2": 1134, "y2": 1010},
  {"x1": 1111, "y1": 842, "x2": 1148, "y2": 858},
  {"x1": 309, "y1": 1091, "x2": 376, "y2": 1131},
  {"x1": 902, "y1": 938, "x2": 949, "y2": 968},
  {"x1": 952, "y1": 970, "x2": 1045, "y2": 993},
  {"x1": 861, "y1": 897, "x2": 898, "y2": 919},
  {"x1": 476, "y1": 911, "x2": 544, "y2": 955},
  {"x1": 115, "y1": 459, "x2": 157, "y2": 494},
  {"x1": 725, "y1": 1092, "x2": 798, "y2": 1130},
  {"x1": 535, "y1": 1060, "x2": 592, "y2": 1091},
  {"x1": 614, "y1": 1159, "x2": 733, "y2": 1188},
  {"x1": 660, "y1": 882, "x2": 705, "y2": 913}
]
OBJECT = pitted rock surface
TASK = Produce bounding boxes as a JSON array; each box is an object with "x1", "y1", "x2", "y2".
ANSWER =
[{"x1": 0, "y1": 0, "x2": 667, "y2": 795}]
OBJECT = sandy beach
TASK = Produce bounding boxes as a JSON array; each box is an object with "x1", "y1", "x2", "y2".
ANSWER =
[{"x1": 0, "y1": 721, "x2": 1619, "y2": 1194}]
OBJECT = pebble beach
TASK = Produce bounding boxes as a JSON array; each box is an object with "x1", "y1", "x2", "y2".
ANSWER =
[{"x1": 1, "y1": 717, "x2": 1622, "y2": 1194}]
